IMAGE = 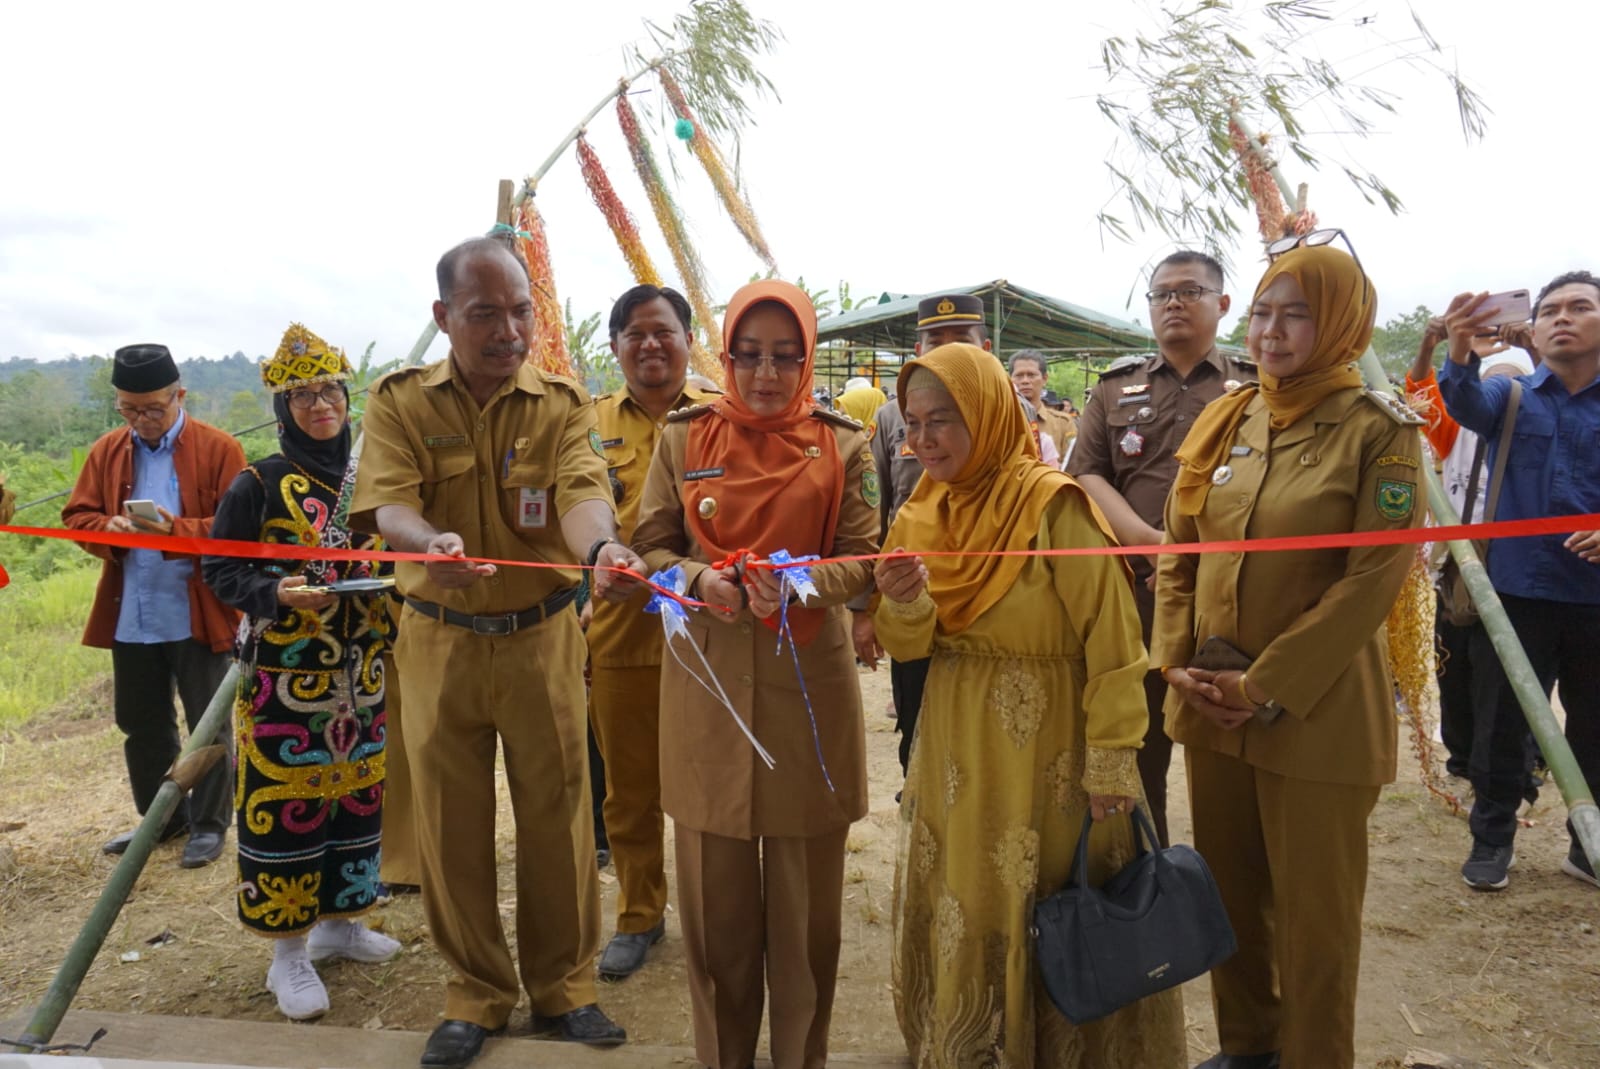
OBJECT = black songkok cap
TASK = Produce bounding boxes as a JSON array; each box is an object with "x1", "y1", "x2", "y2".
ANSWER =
[
  {"x1": 915, "y1": 293, "x2": 985, "y2": 331},
  {"x1": 111, "y1": 344, "x2": 180, "y2": 393}
]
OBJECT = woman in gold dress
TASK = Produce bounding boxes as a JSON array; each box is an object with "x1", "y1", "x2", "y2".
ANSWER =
[{"x1": 873, "y1": 344, "x2": 1184, "y2": 1068}]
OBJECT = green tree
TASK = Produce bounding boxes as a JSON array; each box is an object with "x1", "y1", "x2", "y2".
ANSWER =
[
  {"x1": 1224, "y1": 316, "x2": 1249, "y2": 348},
  {"x1": 1370, "y1": 304, "x2": 1438, "y2": 377},
  {"x1": 565, "y1": 300, "x2": 621, "y2": 395}
]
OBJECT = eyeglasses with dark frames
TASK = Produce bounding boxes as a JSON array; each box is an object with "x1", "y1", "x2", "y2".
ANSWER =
[{"x1": 286, "y1": 385, "x2": 349, "y2": 410}]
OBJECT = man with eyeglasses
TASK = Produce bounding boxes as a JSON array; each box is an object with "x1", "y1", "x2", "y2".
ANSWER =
[
  {"x1": 62, "y1": 343, "x2": 246, "y2": 867},
  {"x1": 1067, "y1": 251, "x2": 1256, "y2": 846},
  {"x1": 586, "y1": 284, "x2": 720, "y2": 982}
]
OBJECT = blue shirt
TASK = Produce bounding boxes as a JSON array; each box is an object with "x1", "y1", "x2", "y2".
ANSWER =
[
  {"x1": 1437, "y1": 357, "x2": 1600, "y2": 605},
  {"x1": 115, "y1": 409, "x2": 195, "y2": 644}
]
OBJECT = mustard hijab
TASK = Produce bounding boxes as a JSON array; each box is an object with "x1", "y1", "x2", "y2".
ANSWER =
[
  {"x1": 884, "y1": 344, "x2": 1112, "y2": 633},
  {"x1": 834, "y1": 385, "x2": 887, "y2": 430},
  {"x1": 1173, "y1": 244, "x2": 1375, "y2": 515}
]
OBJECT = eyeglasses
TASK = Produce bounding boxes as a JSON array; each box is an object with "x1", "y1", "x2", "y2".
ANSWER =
[
  {"x1": 286, "y1": 385, "x2": 348, "y2": 410},
  {"x1": 1144, "y1": 286, "x2": 1221, "y2": 306},
  {"x1": 1266, "y1": 228, "x2": 1364, "y2": 273},
  {"x1": 115, "y1": 391, "x2": 179, "y2": 421},
  {"x1": 728, "y1": 352, "x2": 805, "y2": 372}
]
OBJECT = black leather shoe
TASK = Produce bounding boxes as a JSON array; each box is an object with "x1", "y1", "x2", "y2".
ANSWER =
[
  {"x1": 598, "y1": 920, "x2": 666, "y2": 980},
  {"x1": 531, "y1": 1003, "x2": 626, "y2": 1047},
  {"x1": 596, "y1": 847, "x2": 611, "y2": 869},
  {"x1": 1194, "y1": 1053, "x2": 1281, "y2": 1069},
  {"x1": 420, "y1": 1019, "x2": 501, "y2": 1069},
  {"x1": 180, "y1": 828, "x2": 226, "y2": 869},
  {"x1": 102, "y1": 820, "x2": 188, "y2": 856}
]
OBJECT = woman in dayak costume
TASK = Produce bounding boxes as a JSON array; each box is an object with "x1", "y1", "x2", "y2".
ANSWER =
[
  {"x1": 202, "y1": 324, "x2": 397, "y2": 1021},
  {"x1": 873, "y1": 344, "x2": 1184, "y2": 1068},
  {"x1": 631, "y1": 280, "x2": 878, "y2": 1069}
]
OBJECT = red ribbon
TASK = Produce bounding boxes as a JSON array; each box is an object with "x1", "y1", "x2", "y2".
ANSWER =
[{"x1": 4, "y1": 511, "x2": 1599, "y2": 579}]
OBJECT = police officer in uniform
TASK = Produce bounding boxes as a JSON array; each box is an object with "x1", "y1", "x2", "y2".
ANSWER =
[
  {"x1": 864, "y1": 293, "x2": 998, "y2": 775},
  {"x1": 350, "y1": 236, "x2": 645, "y2": 1069},
  {"x1": 588, "y1": 284, "x2": 720, "y2": 980},
  {"x1": 1067, "y1": 250, "x2": 1255, "y2": 846}
]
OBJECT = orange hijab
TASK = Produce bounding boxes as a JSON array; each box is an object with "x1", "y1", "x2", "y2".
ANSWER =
[
  {"x1": 884, "y1": 344, "x2": 1113, "y2": 634},
  {"x1": 1173, "y1": 244, "x2": 1375, "y2": 515},
  {"x1": 684, "y1": 280, "x2": 844, "y2": 644}
]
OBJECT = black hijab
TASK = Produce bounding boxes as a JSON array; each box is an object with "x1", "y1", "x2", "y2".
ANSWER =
[{"x1": 273, "y1": 386, "x2": 352, "y2": 488}]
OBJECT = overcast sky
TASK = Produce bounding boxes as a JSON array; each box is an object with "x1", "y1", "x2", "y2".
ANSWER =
[{"x1": 3, "y1": 0, "x2": 1596, "y2": 365}]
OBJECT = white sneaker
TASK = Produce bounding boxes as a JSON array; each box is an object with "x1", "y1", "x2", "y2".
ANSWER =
[
  {"x1": 267, "y1": 956, "x2": 329, "y2": 1020},
  {"x1": 307, "y1": 919, "x2": 401, "y2": 964}
]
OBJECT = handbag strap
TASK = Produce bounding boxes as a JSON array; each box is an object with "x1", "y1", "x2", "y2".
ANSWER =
[
  {"x1": 1070, "y1": 804, "x2": 1162, "y2": 888},
  {"x1": 1480, "y1": 380, "x2": 1523, "y2": 537}
]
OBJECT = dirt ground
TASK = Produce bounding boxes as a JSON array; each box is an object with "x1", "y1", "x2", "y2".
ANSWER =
[{"x1": 2, "y1": 667, "x2": 1598, "y2": 1068}]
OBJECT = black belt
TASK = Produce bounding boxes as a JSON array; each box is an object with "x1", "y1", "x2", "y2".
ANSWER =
[{"x1": 403, "y1": 587, "x2": 579, "y2": 636}]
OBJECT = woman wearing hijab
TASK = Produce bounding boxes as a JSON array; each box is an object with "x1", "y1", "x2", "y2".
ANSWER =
[
  {"x1": 631, "y1": 280, "x2": 879, "y2": 1069},
  {"x1": 202, "y1": 324, "x2": 397, "y2": 1021},
  {"x1": 1152, "y1": 241, "x2": 1425, "y2": 1069},
  {"x1": 833, "y1": 376, "x2": 888, "y2": 436},
  {"x1": 872, "y1": 344, "x2": 1184, "y2": 1068}
]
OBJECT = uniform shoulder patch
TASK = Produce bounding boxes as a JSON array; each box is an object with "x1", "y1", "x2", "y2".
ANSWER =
[
  {"x1": 1362, "y1": 388, "x2": 1425, "y2": 426},
  {"x1": 666, "y1": 403, "x2": 717, "y2": 423},
  {"x1": 1099, "y1": 357, "x2": 1152, "y2": 379},
  {"x1": 370, "y1": 365, "x2": 427, "y2": 394},
  {"x1": 1376, "y1": 478, "x2": 1416, "y2": 521},
  {"x1": 812, "y1": 407, "x2": 864, "y2": 431}
]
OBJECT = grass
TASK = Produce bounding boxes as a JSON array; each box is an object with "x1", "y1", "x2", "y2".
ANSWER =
[{"x1": 0, "y1": 564, "x2": 109, "y2": 729}]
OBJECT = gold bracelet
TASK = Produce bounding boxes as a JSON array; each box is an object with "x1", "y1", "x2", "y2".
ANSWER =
[{"x1": 1237, "y1": 673, "x2": 1254, "y2": 706}]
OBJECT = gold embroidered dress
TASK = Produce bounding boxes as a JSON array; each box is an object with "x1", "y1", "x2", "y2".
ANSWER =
[{"x1": 873, "y1": 345, "x2": 1183, "y2": 1069}]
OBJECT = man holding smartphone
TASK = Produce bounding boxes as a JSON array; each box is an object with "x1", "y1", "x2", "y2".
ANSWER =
[{"x1": 63, "y1": 344, "x2": 245, "y2": 868}]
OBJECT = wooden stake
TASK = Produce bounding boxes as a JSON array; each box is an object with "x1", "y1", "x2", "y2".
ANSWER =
[{"x1": 495, "y1": 179, "x2": 514, "y2": 226}]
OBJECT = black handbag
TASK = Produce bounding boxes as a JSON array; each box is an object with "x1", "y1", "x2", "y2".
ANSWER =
[{"x1": 1032, "y1": 805, "x2": 1236, "y2": 1025}]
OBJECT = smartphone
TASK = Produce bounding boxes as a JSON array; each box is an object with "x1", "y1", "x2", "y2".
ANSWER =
[
  {"x1": 123, "y1": 499, "x2": 162, "y2": 523},
  {"x1": 1478, "y1": 289, "x2": 1531, "y2": 329}
]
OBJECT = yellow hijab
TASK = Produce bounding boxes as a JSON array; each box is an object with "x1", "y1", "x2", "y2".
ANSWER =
[
  {"x1": 835, "y1": 385, "x2": 887, "y2": 430},
  {"x1": 1173, "y1": 244, "x2": 1375, "y2": 515},
  {"x1": 884, "y1": 344, "x2": 1111, "y2": 634}
]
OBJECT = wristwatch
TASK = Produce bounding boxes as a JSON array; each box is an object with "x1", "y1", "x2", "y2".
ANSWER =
[{"x1": 586, "y1": 537, "x2": 620, "y2": 570}]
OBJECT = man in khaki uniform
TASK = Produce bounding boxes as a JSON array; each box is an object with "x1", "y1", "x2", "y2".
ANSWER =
[
  {"x1": 587, "y1": 284, "x2": 720, "y2": 980},
  {"x1": 1008, "y1": 349, "x2": 1077, "y2": 465},
  {"x1": 1067, "y1": 250, "x2": 1255, "y2": 846},
  {"x1": 350, "y1": 237, "x2": 646, "y2": 1069}
]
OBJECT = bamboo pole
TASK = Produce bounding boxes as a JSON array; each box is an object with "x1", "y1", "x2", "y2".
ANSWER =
[
  {"x1": 10, "y1": 664, "x2": 240, "y2": 1053},
  {"x1": 1230, "y1": 110, "x2": 1600, "y2": 874}
]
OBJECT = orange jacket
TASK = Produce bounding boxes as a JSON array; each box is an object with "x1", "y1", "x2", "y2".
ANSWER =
[
  {"x1": 1404, "y1": 369, "x2": 1459, "y2": 460},
  {"x1": 62, "y1": 416, "x2": 246, "y2": 651}
]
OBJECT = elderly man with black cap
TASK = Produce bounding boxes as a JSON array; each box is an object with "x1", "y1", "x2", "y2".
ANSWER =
[{"x1": 63, "y1": 343, "x2": 246, "y2": 868}]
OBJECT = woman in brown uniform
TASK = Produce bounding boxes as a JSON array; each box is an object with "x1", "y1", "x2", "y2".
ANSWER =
[
  {"x1": 1152, "y1": 240, "x2": 1425, "y2": 1069},
  {"x1": 631, "y1": 279, "x2": 878, "y2": 1069}
]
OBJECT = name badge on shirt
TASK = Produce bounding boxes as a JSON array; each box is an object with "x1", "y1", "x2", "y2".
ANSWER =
[{"x1": 518, "y1": 488, "x2": 549, "y2": 529}]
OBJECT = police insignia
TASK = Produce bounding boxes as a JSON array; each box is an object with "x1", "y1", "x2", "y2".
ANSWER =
[
  {"x1": 1376, "y1": 479, "x2": 1415, "y2": 521},
  {"x1": 588, "y1": 429, "x2": 606, "y2": 458},
  {"x1": 862, "y1": 468, "x2": 881, "y2": 508}
]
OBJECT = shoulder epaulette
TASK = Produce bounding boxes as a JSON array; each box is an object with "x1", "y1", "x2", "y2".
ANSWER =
[
  {"x1": 1362, "y1": 388, "x2": 1425, "y2": 426},
  {"x1": 667, "y1": 403, "x2": 718, "y2": 423},
  {"x1": 1099, "y1": 357, "x2": 1153, "y2": 380},
  {"x1": 1227, "y1": 354, "x2": 1258, "y2": 372},
  {"x1": 543, "y1": 373, "x2": 590, "y2": 401},
  {"x1": 812, "y1": 407, "x2": 864, "y2": 431},
  {"x1": 370, "y1": 365, "x2": 428, "y2": 393}
]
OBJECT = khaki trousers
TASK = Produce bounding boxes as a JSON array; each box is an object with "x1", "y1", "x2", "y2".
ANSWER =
[
  {"x1": 588, "y1": 664, "x2": 667, "y2": 933},
  {"x1": 675, "y1": 824, "x2": 847, "y2": 1069},
  {"x1": 1186, "y1": 747, "x2": 1380, "y2": 1069},
  {"x1": 396, "y1": 607, "x2": 600, "y2": 1028},
  {"x1": 377, "y1": 651, "x2": 421, "y2": 887}
]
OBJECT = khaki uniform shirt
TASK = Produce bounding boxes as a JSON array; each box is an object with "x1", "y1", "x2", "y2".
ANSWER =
[
  {"x1": 587, "y1": 382, "x2": 721, "y2": 668},
  {"x1": 1037, "y1": 406, "x2": 1078, "y2": 465},
  {"x1": 1068, "y1": 348, "x2": 1256, "y2": 576},
  {"x1": 1149, "y1": 389, "x2": 1426, "y2": 787},
  {"x1": 349, "y1": 356, "x2": 612, "y2": 615},
  {"x1": 633, "y1": 409, "x2": 878, "y2": 839}
]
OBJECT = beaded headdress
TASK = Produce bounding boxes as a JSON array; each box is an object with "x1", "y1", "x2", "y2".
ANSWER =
[{"x1": 261, "y1": 323, "x2": 353, "y2": 393}]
